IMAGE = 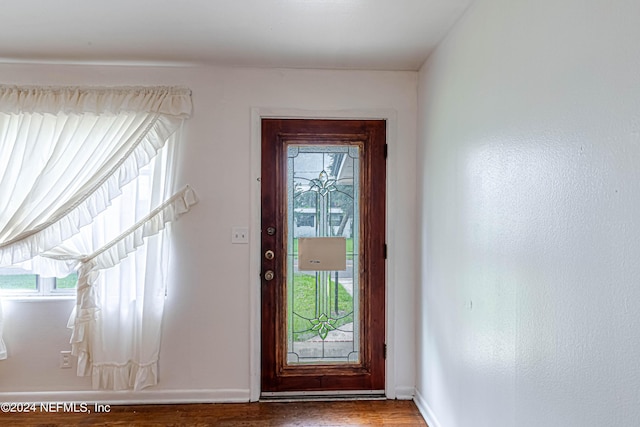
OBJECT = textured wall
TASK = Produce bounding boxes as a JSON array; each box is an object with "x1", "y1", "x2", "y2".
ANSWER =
[{"x1": 416, "y1": 0, "x2": 640, "y2": 426}]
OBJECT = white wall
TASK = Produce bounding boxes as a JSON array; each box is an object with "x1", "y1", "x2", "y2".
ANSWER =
[
  {"x1": 0, "y1": 64, "x2": 417, "y2": 401},
  {"x1": 416, "y1": 0, "x2": 640, "y2": 426}
]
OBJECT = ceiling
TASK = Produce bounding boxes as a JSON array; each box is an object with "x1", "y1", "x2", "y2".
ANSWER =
[{"x1": 0, "y1": 0, "x2": 472, "y2": 71}]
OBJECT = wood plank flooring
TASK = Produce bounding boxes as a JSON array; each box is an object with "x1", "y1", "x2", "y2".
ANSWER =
[{"x1": 0, "y1": 399, "x2": 428, "y2": 426}]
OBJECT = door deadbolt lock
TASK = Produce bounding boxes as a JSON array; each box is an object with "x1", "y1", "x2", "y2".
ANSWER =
[
  {"x1": 264, "y1": 270, "x2": 275, "y2": 281},
  {"x1": 266, "y1": 227, "x2": 276, "y2": 236},
  {"x1": 264, "y1": 250, "x2": 275, "y2": 260}
]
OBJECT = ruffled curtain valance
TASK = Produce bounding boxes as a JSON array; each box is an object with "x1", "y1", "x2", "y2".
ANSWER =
[
  {"x1": 0, "y1": 85, "x2": 192, "y2": 117},
  {"x1": 0, "y1": 86, "x2": 192, "y2": 267}
]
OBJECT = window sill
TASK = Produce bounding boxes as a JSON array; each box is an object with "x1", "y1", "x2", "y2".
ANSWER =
[{"x1": 0, "y1": 295, "x2": 76, "y2": 302}]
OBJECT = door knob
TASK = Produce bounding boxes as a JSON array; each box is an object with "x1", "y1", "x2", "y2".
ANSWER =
[
  {"x1": 265, "y1": 250, "x2": 275, "y2": 260},
  {"x1": 264, "y1": 270, "x2": 275, "y2": 281}
]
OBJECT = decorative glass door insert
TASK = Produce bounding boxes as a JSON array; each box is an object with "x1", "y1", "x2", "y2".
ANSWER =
[{"x1": 287, "y1": 145, "x2": 360, "y2": 365}]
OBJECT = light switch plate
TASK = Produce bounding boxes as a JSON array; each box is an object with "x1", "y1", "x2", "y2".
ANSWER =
[
  {"x1": 60, "y1": 351, "x2": 72, "y2": 369},
  {"x1": 232, "y1": 226, "x2": 249, "y2": 244}
]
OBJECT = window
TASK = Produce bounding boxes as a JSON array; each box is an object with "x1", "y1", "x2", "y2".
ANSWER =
[
  {"x1": 0, "y1": 159, "x2": 154, "y2": 298},
  {"x1": 296, "y1": 212, "x2": 316, "y2": 227},
  {"x1": 0, "y1": 267, "x2": 77, "y2": 296}
]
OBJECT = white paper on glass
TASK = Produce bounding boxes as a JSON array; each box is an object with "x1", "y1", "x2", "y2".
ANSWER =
[{"x1": 298, "y1": 237, "x2": 347, "y2": 271}]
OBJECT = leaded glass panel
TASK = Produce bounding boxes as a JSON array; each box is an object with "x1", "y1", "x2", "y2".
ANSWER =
[{"x1": 286, "y1": 144, "x2": 360, "y2": 365}]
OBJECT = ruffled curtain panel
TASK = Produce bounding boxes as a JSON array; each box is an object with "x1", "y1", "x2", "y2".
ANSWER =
[{"x1": 0, "y1": 85, "x2": 196, "y2": 391}]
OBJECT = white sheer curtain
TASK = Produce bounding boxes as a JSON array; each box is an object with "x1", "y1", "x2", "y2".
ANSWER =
[{"x1": 0, "y1": 86, "x2": 196, "y2": 390}]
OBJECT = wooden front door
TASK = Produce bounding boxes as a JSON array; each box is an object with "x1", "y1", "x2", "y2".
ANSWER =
[{"x1": 261, "y1": 119, "x2": 386, "y2": 394}]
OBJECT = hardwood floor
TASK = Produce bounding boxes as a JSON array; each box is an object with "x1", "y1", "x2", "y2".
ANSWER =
[{"x1": 0, "y1": 399, "x2": 427, "y2": 426}]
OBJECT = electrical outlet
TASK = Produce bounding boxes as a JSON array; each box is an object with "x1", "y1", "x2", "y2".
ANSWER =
[
  {"x1": 231, "y1": 226, "x2": 249, "y2": 244},
  {"x1": 60, "y1": 351, "x2": 72, "y2": 369}
]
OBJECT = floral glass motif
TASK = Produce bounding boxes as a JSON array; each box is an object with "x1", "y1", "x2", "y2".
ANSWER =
[
  {"x1": 310, "y1": 313, "x2": 338, "y2": 340},
  {"x1": 308, "y1": 171, "x2": 337, "y2": 196},
  {"x1": 286, "y1": 145, "x2": 361, "y2": 365}
]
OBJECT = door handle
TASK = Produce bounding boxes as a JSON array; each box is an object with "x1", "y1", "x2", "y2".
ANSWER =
[
  {"x1": 264, "y1": 270, "x2": 275, "y2": 281},
  {"x1": 265, "y1": 250, "x2": 275, "y2": 260}
]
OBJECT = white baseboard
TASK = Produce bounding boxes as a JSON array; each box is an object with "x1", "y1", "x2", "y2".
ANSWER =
[
  {"x1": 414, "y1": 389, "x2": 442, "y2": 427},
  {"x1": 0, "y1": 389, "x2": 251, "y2": 405},
  {"x1": 394, "y1": 386, "x2": 415, "y2": 400}
]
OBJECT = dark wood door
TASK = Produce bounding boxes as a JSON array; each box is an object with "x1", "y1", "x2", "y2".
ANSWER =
[{"x1": 261, "y1": 119, "x2": 386, "y2": 394}]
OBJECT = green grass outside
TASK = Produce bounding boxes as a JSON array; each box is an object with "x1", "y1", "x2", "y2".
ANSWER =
[
  {"x1": 56, "y1": 273, "x2": 78, "y2": 289},
  {"x1": 0, "y1": 274, "x2": 37, "y2": 290},
  {"x1": 0, "y1": 273, "x2": 78, "y2": 291},
  {"x1": 289, "y1": 273, "x2": 354, "y2": 342}
]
